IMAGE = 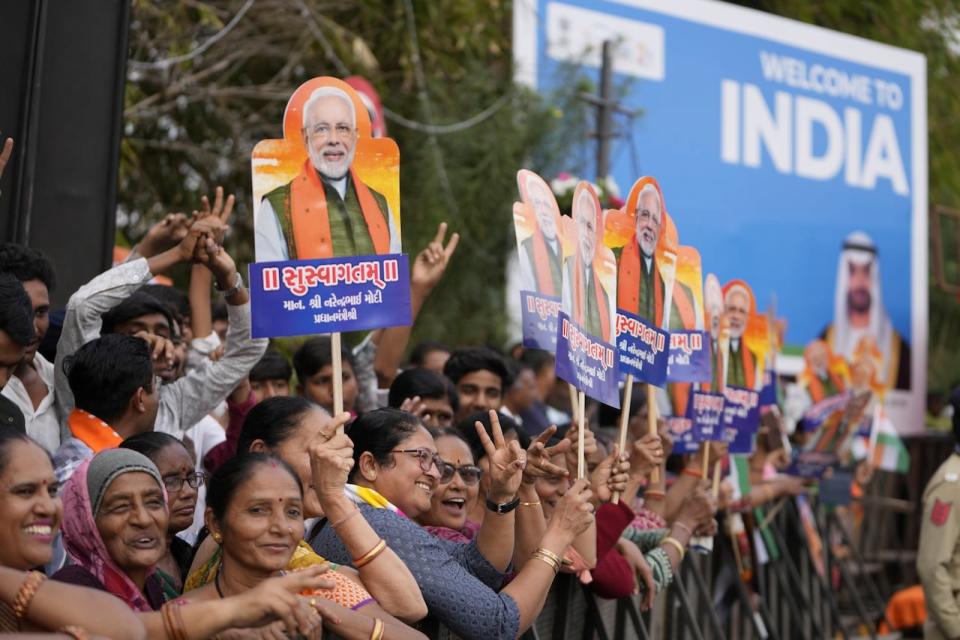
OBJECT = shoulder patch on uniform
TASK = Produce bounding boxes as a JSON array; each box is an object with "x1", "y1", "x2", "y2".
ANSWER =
[{"x1": 932, "y1": 498, "x2": 953, "y2": 527}]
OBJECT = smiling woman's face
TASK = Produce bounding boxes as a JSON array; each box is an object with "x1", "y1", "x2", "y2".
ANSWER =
[
  {"x1": 95, "y1": 472, "x2": 168, "y2": 575},
  {"x1": 418, "y1": 435, "x2": 479, "y2": 531},
  {"x1": 0, "y1": 439, "x2": 61, "y2": 569},
  {"x1": 217, "y1": 462, "x2": 305, "y2": 575}
]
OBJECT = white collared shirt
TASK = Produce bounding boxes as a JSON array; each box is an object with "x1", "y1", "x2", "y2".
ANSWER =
[{"x1": 3, "y1": 352, "x2": 61, "y2": 454}]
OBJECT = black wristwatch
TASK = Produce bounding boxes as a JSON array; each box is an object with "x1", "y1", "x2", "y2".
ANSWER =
[{"x1": 485, "y1": 495, "x2": 521, "y2": 514}]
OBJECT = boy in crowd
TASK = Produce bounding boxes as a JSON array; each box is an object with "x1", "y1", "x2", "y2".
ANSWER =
[
  {"x1": 387, "y1": 367, "x2": 458, "y2": 430},
  {"x1": 53, "y1": 334, "x2": 159, "y2": 482},
  {"x1": 443, "y1": 346, "x2": 511, "y2": 421},
  {"x1": 293, "y1": 336, "x2": 359, "y2": 415},
  {"x1": 249, "y1": 348, "x2": 292, "y2": 402}
]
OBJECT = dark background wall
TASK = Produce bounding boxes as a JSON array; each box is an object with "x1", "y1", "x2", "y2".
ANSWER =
[{"x1": 0, "y1": 0, "x2": 129, "y2": 306}]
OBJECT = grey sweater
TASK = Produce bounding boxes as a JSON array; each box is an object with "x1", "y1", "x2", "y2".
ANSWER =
[{"x1": 310, "y1": 504, "x2": 520, "y2": 639}]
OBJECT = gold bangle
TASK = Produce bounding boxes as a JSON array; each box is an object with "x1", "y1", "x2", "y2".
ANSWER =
[
  {"x1": 12, "y1": 571, "x2": 46, "y2": 619},
  {"x1": 520, "y1": 501, "x2": 541, "y2": 507},
  {"x1": 673, "y1": 521, "x2": 694, "y2": 537},
  {"x1": 531, "y1": 551, "x2": 560, "y2": 574},
  {"x1": 369, "y1": 617, "x2": 384, "y2": 640},
  {"x1": 644, "y1": 489, "x2": 666, "y2": 500},
  {"x1": 534, "y1": 546, "x2": 564, "y2": 567},
  {"x1": 353, "y1": 539, "x2": 387, "y2": 568},
  {"x1": 662, "y1": 536, "x2": 686, "y2": 561}
]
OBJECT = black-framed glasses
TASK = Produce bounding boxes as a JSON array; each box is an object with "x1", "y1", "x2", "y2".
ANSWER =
[
  {"x1": 162, "y1": 472, "x2": 205, "y2": 492},
  {"x1": 391, "y1": 448, "x2": 444, "y2": 477},
  {"x1": 438, "y1": 463, "x2": 483, "y2": 486}
]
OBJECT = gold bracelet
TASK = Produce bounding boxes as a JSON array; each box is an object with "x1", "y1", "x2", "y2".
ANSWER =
[
  {"x1": 520, "y1": 500, "x2": 541, "y2": 507},
  {"x1": 673, "y1": 521, "x2": 694, "y2": 537},
  {"x1": 534, "y1": 546, "x2": 564, "y2": 567},
  {"x1": 662, "y1": 536, "x2": 686, "y2": 561},
  {"x1": 531, "y1": 551, "x2": 560, "y2": 574},
  {"x1": 354, "y1": 539, "x2": 387, "y2": 568},
  {"x1": 369, "y1": 617, "x2": 384, "y2": 640},
  {"x1": 12, "y1": 571, "x2": 45, "y2": 619}
]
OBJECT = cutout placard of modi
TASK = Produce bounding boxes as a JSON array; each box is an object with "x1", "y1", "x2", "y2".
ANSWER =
[
  {"x1": 821, "y1": 231, "x2": 910, "y2": 390},
  {"x1": 722, "y1": 279, "x2": 758, "y2": 389},
  {"x1": 561, "y1": 183, "x2": 615, "y2": 343},
  {"x1": 253, "y1": 79, "x2": 400, "y2": 263},
  {"x1": 515, "y1": 170, "x2": 564, "y2": 297},
  {"x1": 615, "y1": 178, "x2": 696, "y2": 331}
]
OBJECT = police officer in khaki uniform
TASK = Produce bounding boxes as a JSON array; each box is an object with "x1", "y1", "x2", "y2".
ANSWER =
[{"x1": 918, "y1": 391, "x2": 960, "y2": 639}]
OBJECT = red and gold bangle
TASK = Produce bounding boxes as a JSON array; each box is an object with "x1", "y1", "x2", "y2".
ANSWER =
[
  {"x1": 12, "y1": 571, "x2": 46, "y2": 619},
  {"x1": 353, "y1": 539, "x2": 387, "y2": 568},
  {"x1": 644, "y1": 489, "x2": 666, "y2": 501},
  {"x1": 681, "y1": 468, "x2": 703, "y2": 479}
]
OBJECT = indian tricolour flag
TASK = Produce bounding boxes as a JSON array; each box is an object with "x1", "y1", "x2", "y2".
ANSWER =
[{"x1": 862, "y1": 402, "x2": 910, "y2": 473}]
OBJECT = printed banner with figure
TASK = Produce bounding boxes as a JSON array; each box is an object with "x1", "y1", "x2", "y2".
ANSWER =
[
  {"x1": 556, "y1": 182, "x2": 620, "y2": 407},
  {"x1": 606, "y1": 176, "x2": 676, "y2": 386},
  {"x1": 248, "y1": 76, "x2": 411, "y2": 337},
  {"x1": 667, "y1": 245, "x2": 710, "y2": 383},
  {"x1": 514, "y1": 169, "x2": 565, "y2": 351}
]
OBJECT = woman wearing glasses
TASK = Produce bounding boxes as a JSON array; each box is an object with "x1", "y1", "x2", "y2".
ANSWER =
[
  {"x1": 311, "y1": 407, "x2": 597, "y2": 640},
  {"x1": 185, "y1": 396, "x2": 427, "y2": 622},
  {"x1": 121, "y1": 432, "x2": 204, "y2": 594},
  {"x1": 415, "y1": 430, "x2": 482, "y2": 543}
]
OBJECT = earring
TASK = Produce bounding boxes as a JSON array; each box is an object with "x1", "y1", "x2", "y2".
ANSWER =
[{"x1": 212, "y1": 532, "x2": 222, "y2": 544}]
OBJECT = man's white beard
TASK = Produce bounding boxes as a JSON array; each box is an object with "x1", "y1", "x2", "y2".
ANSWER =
[
  {"x1": 639, "y1": 234, "x2": 656, "y2": 258},
  {"x1": 309, "y1": 145, "x2": 356, "y2": 181}
]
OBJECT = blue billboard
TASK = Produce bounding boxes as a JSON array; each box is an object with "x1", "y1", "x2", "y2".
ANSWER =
[{"x1": 513, "y1": 0, "x2": 927, "y2": 431}]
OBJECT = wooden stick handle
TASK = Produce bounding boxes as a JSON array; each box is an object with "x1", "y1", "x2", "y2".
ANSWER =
[
  {"x1": 612, "y1": 374, "x2": 635, "y2": 505},
  {"x1": 577, "y1": 391, "x2": 586, "y2": 479},
  {"x1": 648, "y1": 384, "x2": 659, "y2": 484},
  {"x1": 712, "y1": 456, "x2": 722, "y2": 499},
  {"x1": 331, "y1": 332, "x2": 344, "y2": 433},
  {"x1": 701, "y1": 441, "x2": 710, "y2": 478}
]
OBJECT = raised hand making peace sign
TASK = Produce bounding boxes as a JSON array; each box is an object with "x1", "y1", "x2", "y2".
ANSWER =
[{"x1": 474, "y1": 409, "x2": 526, "y2": 504}]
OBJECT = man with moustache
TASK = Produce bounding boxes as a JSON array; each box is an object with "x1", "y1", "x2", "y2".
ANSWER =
[
  {"x1": 822, "y1": 232, "x2": 910, "y2": 390},
  {"x1": 615, "y1": 182, "x2": 694, "y2": 330},
  {"x1": 255, "y1": 86, "x2": 400, "y2": 262},
  {"x1": 562, "y1": 188, "x2": 612, "y2": 342},
  {"x1": 518, "y1": 174, "x2": 563, "y2": 296}
]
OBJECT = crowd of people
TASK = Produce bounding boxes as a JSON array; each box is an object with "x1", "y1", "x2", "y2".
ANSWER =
[{"x1": 0, "y1": 138, "x2": 815, "y2": 639}]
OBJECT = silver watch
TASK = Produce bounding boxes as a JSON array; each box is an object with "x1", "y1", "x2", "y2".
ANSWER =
[{"x1": 214, "y1": 271, "x2": 243, "y2": 297}]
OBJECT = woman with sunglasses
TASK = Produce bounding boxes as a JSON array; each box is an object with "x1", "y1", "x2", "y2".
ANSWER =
[
  {"x1": 121, "y1": 432, "x2": 204, "y2": 594},
  {"x1": 312, "y1": 407, "x2": 597, "y2": 640},
  {"x1": 415, "y1": 430, "x2": 483, "y2": 542}
]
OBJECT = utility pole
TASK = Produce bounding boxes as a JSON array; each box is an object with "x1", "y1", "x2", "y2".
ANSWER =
[{"x1": 579, "y1": 40, "x2": 641, "y2": 182}]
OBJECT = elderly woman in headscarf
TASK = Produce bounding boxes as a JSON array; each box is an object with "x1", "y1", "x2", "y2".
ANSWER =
[{"x1": 52, "y1": 449, "x2": 337, "y2": 639}]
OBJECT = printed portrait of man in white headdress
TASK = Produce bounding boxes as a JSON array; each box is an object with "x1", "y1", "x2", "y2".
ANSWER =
[{"x1": 821, "y1": 231, "x2": 910, "y2": 390}]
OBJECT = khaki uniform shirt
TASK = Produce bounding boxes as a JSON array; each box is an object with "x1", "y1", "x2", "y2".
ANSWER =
[{"x1": 918, "y1": 452, "x2": 960, "y2": 639}]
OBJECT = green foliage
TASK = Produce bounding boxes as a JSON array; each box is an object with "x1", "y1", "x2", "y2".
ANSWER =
[
  {"x1": 122, "y1": 0, "x2": 588, "y2": 349},
  {"x1": 123, "y1": 0, "x2": 960, "y2": 381}
]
